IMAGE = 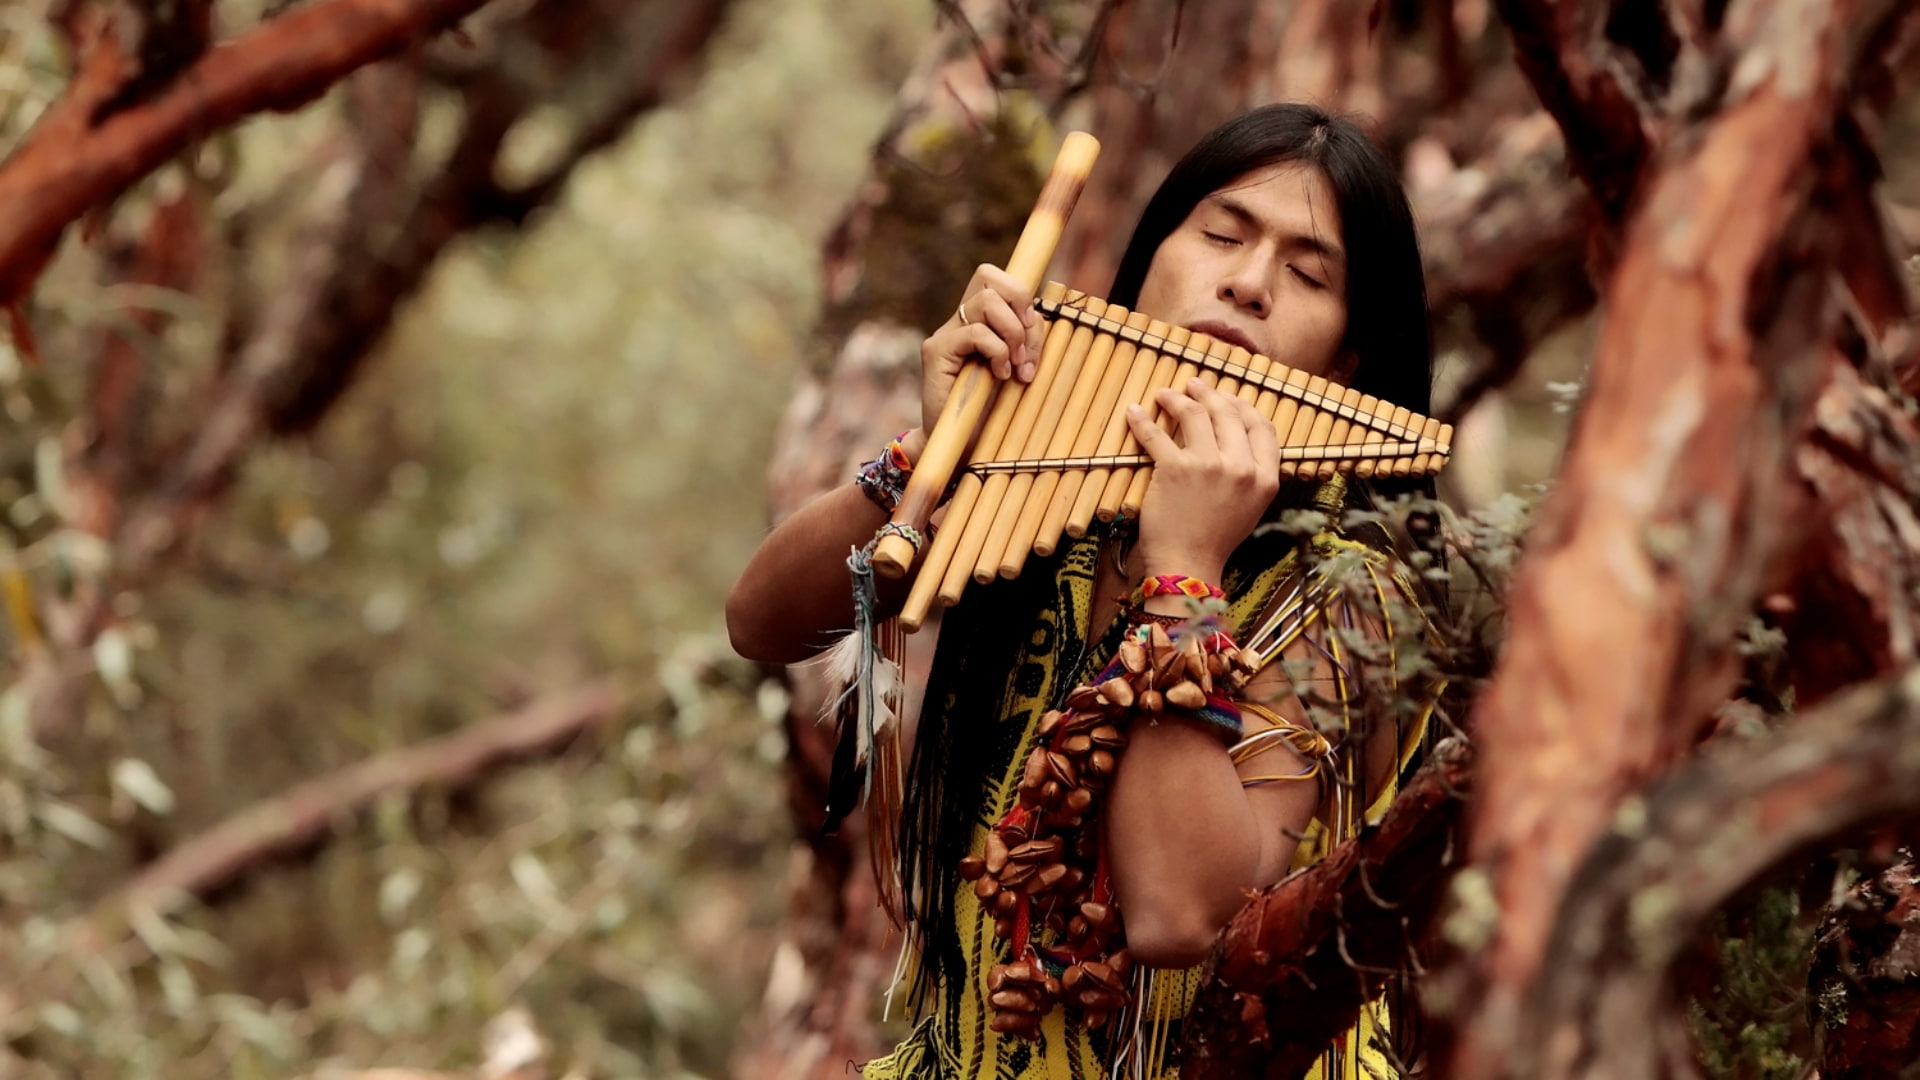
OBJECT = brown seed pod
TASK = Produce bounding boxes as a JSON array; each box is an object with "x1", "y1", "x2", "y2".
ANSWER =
[
  {"x1": 1018, "y1": 836, "x2": 1066, "y2": 862},
  {"x1": 989, "y1": 1011, "x2": 1040, "y2": 1036},
  {"x1": 1185, "y1": 650, "x2": 1211, "y2": 682},
  {"x1": 959, "y1": 855, "x2": 987, "y2": 881},
  {"x1": 1037, "y1": 710, "x2": 1064, "y2": 738},
  {"x1": 1080, "y1": 901, "x2": 1116, "y2": 933},
  {"x1": 1139, "y1": 689, "x2": 1165, "y2": 713},
  {"x1": 974, "y1": 875, "x2": 1000, "y2": 901},
  {"x1": 1236, "y1": 647, "x2": 1262, "y2": 671},
  {"x1": 1096, "y1": 677, "x2": 1135, "y2": 708},
  {"x1": 1040, "y1": 780, "x2": 1064, "y2": 807},
  {"x1": 1164, "y1": 681, "x2": 1207, "y2": 710},
  {"x1": 1086, "y1": 750, "x2": 1116, "y2": 778},
  {"x1": 1067, "y1": 915, "x2": 1089, "y2": 940},
  {"x1": 1061, "y1": 732, "x2": 1093, "y2": 756},
  {"x1": 991, "y1": 988, "x2": 1041, "y2": 1012},
  {"x1": 1089, "y1": 724, "x2": 1126, "y2": 749},
  {"x1": 1061, "y1": 966, "x2": 1084, "y2": 993},
  {"x1": 1065, "y1": 787, "x2": 1094, "y2": 815},
  {"x1": 994, "y1": 889, "x2": 1021, "y2": 915},
  {"x1": 994, "y1": 915, "x2": 1013, "y2": 940},
  {"x1": 1022, "y1": 747, "x2": 1050, "y2": 788},
  {"x1": 1082, "y1": 960, "x2": 1121, "y2": 991},
  {"x1": 1118, "y1": 638, "x2": 1148, "y2": 674},
  {"x1": 999, "y1": 861, "x2": 1036, "y2": 888},
  {"x1": 985, "y1": 833, "x2": 1010, "y2": 874},
  {"x1": 1058, "y1": 866, "x2": 1086, "y2": 895},
  {"x1": 1065, "y1": 685, "x2": 1103, "y2": 710},
  {"x1": 1147, "y1": 623, "x2": 1174, "y2": 654},
  {"x1": 1108, "y1": 949, "x2": 1133, "y2": 976},
  {"x1": 1029, "y1": 863, "x2": 1069, "y2": 894},
  {"x1": 1046, "y1": 751, "x2": 1078, "y2": 786}
]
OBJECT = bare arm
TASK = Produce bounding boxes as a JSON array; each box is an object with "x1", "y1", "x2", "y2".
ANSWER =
[
  {"x1": 1105, "y1": 598, "x2": 1400, "y2": 969},
  {"x1": 725, "y1": 265, "x2": 1044, "y2": 665},
  {"x1": 725, "y1": 454, "x2": 918, "y2": 666},
  {"x1": 1100, "y1": 380, "x2": 1406, "y2": 967}
]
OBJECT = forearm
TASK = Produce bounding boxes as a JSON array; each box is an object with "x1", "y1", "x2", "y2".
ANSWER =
[
  {"x1": 1104, "y1": 717, "x2": 1270, "y2": 967},
  {"x1": 725, "y1": 478, "x2": 914, "y2": 665},
  {"x1": 1106, "y1": 576, "x2": 1320, "y2": 967}
]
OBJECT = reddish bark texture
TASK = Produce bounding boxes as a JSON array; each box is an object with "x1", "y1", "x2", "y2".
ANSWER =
[
  {"x1": 1515, "y1": 674, "x2": 1920, "y2": 1080},
  {"x1": 0, "y1": 0, "x2": 492, "y2": 307},
  {"x1": 1449, "y1": 1, "x2": 1918, "y2": 1076},
  {"x1": 17, "y1": 0, "x2": 738, "y2": 742},
  {"x1": 1812, "y1": 857, "x2": 1920, "y2": 1078}
]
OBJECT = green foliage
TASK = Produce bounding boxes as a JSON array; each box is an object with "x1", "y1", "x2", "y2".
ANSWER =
[
  {"x1": 0, "y1": 0, "x2": 925, "y2": 1076},
  {"x1": 1690, "y1": 886, "x2": 1818, "y2": 1080}
]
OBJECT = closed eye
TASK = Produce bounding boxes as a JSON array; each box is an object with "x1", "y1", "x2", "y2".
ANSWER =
[
  {"x1": 1202, "y1": 231, "x2": 1241, "y2": 246},
  {"x1": 1290, "y1": 265, "x2": 1324, "y2": 290}
]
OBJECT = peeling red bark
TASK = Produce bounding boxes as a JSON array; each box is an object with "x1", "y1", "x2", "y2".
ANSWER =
[
  {"x1": 1446, "y1": 1, "x2": 1915, "y2": 1076},
  {"x1": 1513, "y1": 674, "x2": 1920, "y2": 1080},
  {"x1": 0, "y1": 0, "x2": 495, "y2": 307}
]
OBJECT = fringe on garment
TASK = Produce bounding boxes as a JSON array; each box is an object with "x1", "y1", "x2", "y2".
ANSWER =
[{"x1": 813, "y1": 542, "x2": 909, "y2": 926}]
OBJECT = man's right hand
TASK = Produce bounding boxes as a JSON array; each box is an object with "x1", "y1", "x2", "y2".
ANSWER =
[{"x1": 918, "y1": 264, "x2": 1047, "y2": 437}]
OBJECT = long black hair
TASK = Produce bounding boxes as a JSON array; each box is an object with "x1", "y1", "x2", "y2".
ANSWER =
[{"x1": 896, "y1": 104, "x2": 1438, "y2": 1005}]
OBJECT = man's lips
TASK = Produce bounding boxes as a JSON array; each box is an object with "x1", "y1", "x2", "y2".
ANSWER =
[{"x1": 1184, "y1": 320, "x2": 1263, "y2": 358}]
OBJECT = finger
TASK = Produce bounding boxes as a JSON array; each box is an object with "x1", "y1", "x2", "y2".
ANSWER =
[
  {"x1": 1242, "y1": 395, "x2": 1280, "y2": 481},
  {"x1": 1200, "y1": 380, "x2": 1252, "y2": 465},
  {"x1": 977, "y1": 265, "x2": 1038, "y2": 323},
  {"x1": 1157, "y1": 381, "x2": 1217, "y2": 456},
  {"x1": 974, "y1": 290, "x2": 1034, "y2": 380},
  {"x1": 1126, "y1": 403, "x2": 1182, "y2": 462},
  {"x1": 934, "y1": 318, "x2": 1008, "y2": 379}
]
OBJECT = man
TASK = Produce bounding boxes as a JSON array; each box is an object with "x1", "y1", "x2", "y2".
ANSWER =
[{"x1": 729, "y1": 103, "x2": 1438, "y2": 1079}]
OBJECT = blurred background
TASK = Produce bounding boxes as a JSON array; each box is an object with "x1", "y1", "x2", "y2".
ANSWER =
[{"x1": 0, "y1": 1, "x2": 1912, "y2": 1078}]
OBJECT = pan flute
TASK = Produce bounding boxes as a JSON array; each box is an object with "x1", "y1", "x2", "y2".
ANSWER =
[
  {"x1": 886, "y1": 284, "x2": 1452, "y2": 630},
  {"x1": 865, "y1": 132, "x2": 1451, "y2": 632}
]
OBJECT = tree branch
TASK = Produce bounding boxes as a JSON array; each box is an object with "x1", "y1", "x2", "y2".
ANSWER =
[
  {"x1": 1451, "y1": 1, "x2": 1911, "y2": 1075},
  {"x1": 1514, "y1": 669, "x2": 1920, "y2": 1080},
  {"x1": 97, "y1": 681, "x2": 621, "y2": 924},
  {"x1": 0, "y1": 0, "x2": 498, "y2": 307}
]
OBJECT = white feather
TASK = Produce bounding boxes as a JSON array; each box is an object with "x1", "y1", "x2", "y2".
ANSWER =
[{"x1": 807, "y1": 631, "x2": 902, "y2": 771}]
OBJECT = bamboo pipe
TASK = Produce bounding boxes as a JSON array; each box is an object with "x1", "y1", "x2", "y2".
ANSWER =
[{"x1": 870, "y1": 132, "x2": 1101, "y2": 586}]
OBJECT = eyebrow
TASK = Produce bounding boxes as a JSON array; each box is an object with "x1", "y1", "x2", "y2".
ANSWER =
[{"x1": 1207, "y1": 193, "x2": 1347, "y2": 267}]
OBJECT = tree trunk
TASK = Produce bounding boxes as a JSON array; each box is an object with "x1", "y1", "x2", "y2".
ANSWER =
[{"x1": 1440, "y1": 2, "x2": 1920, "y2": 1077}]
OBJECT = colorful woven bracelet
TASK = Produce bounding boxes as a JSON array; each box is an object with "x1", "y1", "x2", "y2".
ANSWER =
[
  {"x1": 855, "y1": 430, "x2": 916, "y2": 513},
  {"x1": 1134, "y1": 573, "x2": 1226, "y2": 605}
]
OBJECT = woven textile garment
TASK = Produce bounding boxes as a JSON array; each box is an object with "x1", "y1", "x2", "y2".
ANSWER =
[{"x1": 863, "y1": 482, "x2": 1436, "y2": 1080}]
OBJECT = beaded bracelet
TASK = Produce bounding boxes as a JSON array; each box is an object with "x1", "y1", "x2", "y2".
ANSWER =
[{"x1": 855, "y1": 430, "x2": 916, "y2": 513}]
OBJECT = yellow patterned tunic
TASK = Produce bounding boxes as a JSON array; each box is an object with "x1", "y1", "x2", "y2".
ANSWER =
[{"x1": 864, "y1": 507, "x2": 1433, "y2": 1080}]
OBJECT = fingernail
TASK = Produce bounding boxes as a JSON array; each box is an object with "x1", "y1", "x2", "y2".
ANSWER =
[
  {"x1": 1126, "y1": 403, "x2": 1142, "y2": 416},
  {"x1": 1020, "y1": 362, "x2": 1036, "y2": 381}
]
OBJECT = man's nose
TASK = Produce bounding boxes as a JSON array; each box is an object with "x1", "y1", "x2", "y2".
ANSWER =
[{"x1": 1218, "y1": 256, "x2": 1271, "y2": 315}]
